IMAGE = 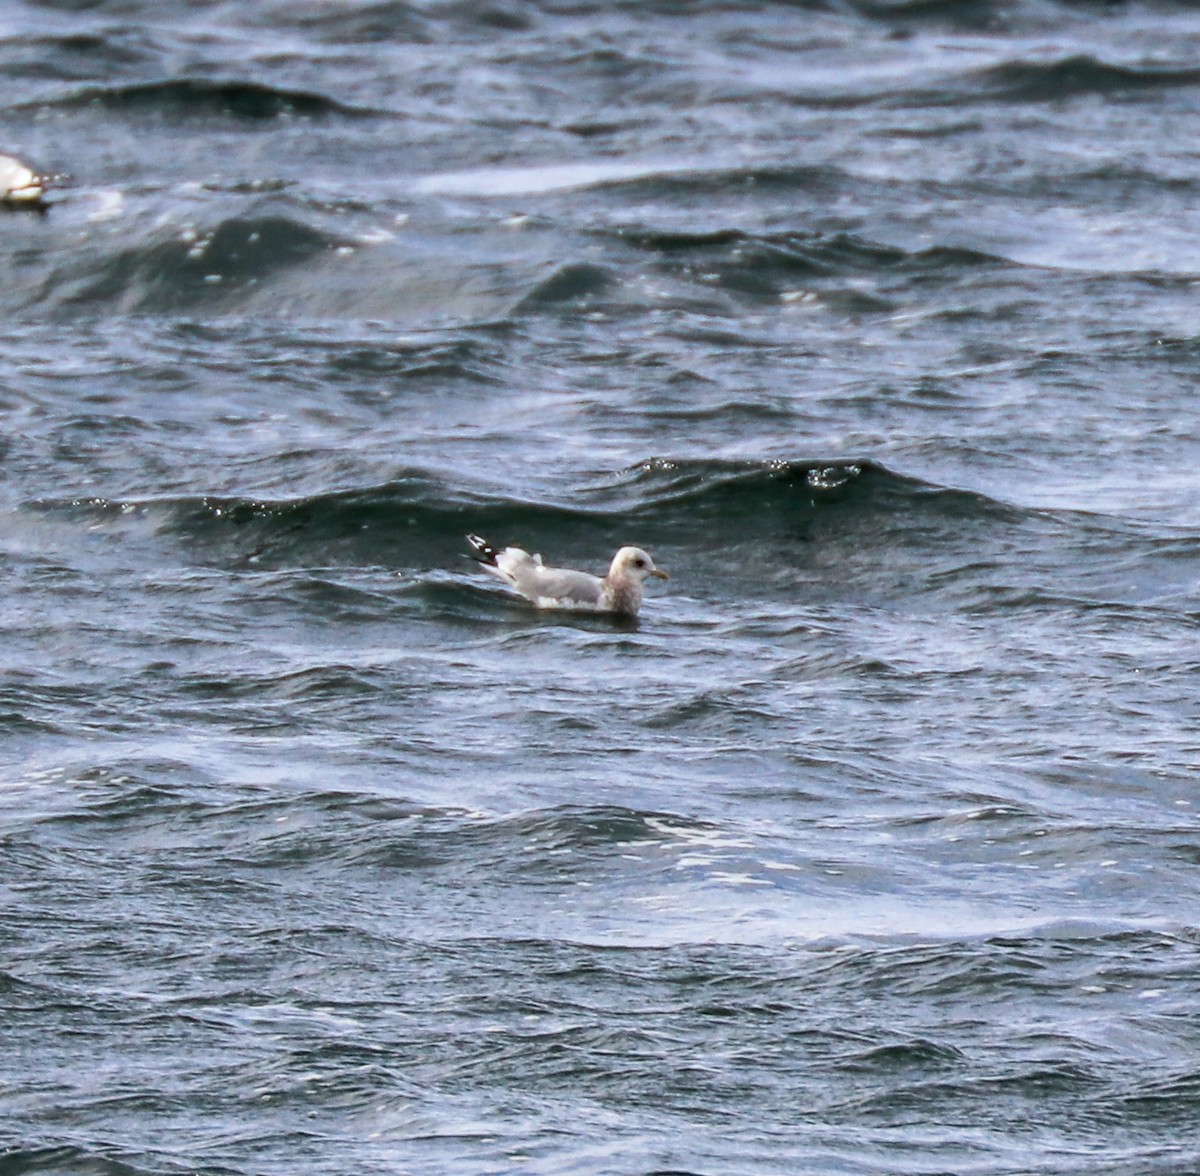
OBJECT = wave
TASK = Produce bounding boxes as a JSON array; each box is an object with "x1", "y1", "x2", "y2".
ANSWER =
[
  {"x1": 515, "y1": 262, "x2": 615, "y2": 309},
  {"x1": 729, "y1": 49, "x2": 1200, "y2": 112},
  {"x1": 19, "y1": 210, "x2": 532, "y2": 323},
  {"x1": 208, "y1": 798, "x2": 731, "y2": 874},
  {"x1": 0, "y1": 1144, "x2": 154, "y2": 1176},
  {"x1": 240, "y1": 0, "x2": 438, "y2": 43},
  {"x1": 25, "y1": 454, "x2": 1190, "y2": 610},
  {"x1": 973, "y1": 54, "x2": 1200, "y2": 104},
  {"x1": 11, "y1": 172, "x2": 1017, "y2": 321},
  {"x1": 613, "y1": 227, "x2": 1006, "y2": 301},
  {"x1": 24, "y1": 458, "x2": 1051, "y2": 570},
  {"x1": 48, "y1": 215, "x2": 345, "y2": 315},
  {"x1": 33, "y1": 78, "x2": 376, "y2": 121},
  {"x1": 850, "y1": 0, "x2": 1004, "y2": 27}
]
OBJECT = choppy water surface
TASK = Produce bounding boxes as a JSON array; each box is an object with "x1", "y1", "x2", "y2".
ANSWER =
[{"x1": 4, "y1": 3, "x2": 1200, "y2": 1173}]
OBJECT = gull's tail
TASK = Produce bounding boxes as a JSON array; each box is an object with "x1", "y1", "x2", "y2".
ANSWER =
[{"x1": 465, "y1": 533, "x2": 501, "y2": 567}]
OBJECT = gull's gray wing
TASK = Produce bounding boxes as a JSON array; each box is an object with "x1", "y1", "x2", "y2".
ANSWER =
[{"x1": 512, "y1": 564, "x2": 606, "y2": 608}]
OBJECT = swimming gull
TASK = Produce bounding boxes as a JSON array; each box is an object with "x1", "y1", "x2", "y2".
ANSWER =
[
  {"x1": 466, "y1": 534, "x2": 668, "y2": 616},
  {"x1": 0, "y1": 153, "x2": 47, "y2": 206}
]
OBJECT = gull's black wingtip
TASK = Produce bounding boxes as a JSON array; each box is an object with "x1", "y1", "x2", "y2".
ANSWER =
[{"x1": 465, "y1": 533, "x2": 500, "y2": 566}]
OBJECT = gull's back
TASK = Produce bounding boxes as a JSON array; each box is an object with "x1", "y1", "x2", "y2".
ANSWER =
[
  {"x1": 499, "y1": 550, "x2": 605, "y2": 609},
  {"x1": 466, "y1": 534, "x2": 626, "y2": 612}
]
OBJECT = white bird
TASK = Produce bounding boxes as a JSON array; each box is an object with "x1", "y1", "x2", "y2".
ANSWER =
[
  {"x1": 0, "y1": 153, "x2": 47, "y2": 206},
  {"x1": 466, "y1": 534, "x2": 668, "y2": 617}
]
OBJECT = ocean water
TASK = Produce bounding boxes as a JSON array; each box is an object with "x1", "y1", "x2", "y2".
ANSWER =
[{"x1": 3, "y1": 2, "x2": 1200, "y2": 1173}]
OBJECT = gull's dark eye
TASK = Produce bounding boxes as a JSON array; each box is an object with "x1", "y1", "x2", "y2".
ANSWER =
[{"x1": 633, "y1": 557, "x2": 646, "y2": 568}]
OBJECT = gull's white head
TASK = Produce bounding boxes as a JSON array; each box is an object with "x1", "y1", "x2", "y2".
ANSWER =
[{"x1": 609, "y1": 546, "x2": 669, "y2": 583}]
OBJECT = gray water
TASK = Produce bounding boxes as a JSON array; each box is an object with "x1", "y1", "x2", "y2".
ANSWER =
[{"x1": 3, "y1": 3, "x2": 1200, "y2": 1174}]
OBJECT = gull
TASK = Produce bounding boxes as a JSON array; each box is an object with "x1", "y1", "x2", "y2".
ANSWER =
[
  {"x1": 466, "y1": 534, "x2": 668, "y2": 617},
  {"x1": 0, "y1": 153, "x2": 47, "y2": 206}
]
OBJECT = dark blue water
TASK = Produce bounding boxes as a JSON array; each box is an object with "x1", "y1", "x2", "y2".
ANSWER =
[{"x1": 4, "y1": 3, "x2": 1200, "y2": 1173}]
